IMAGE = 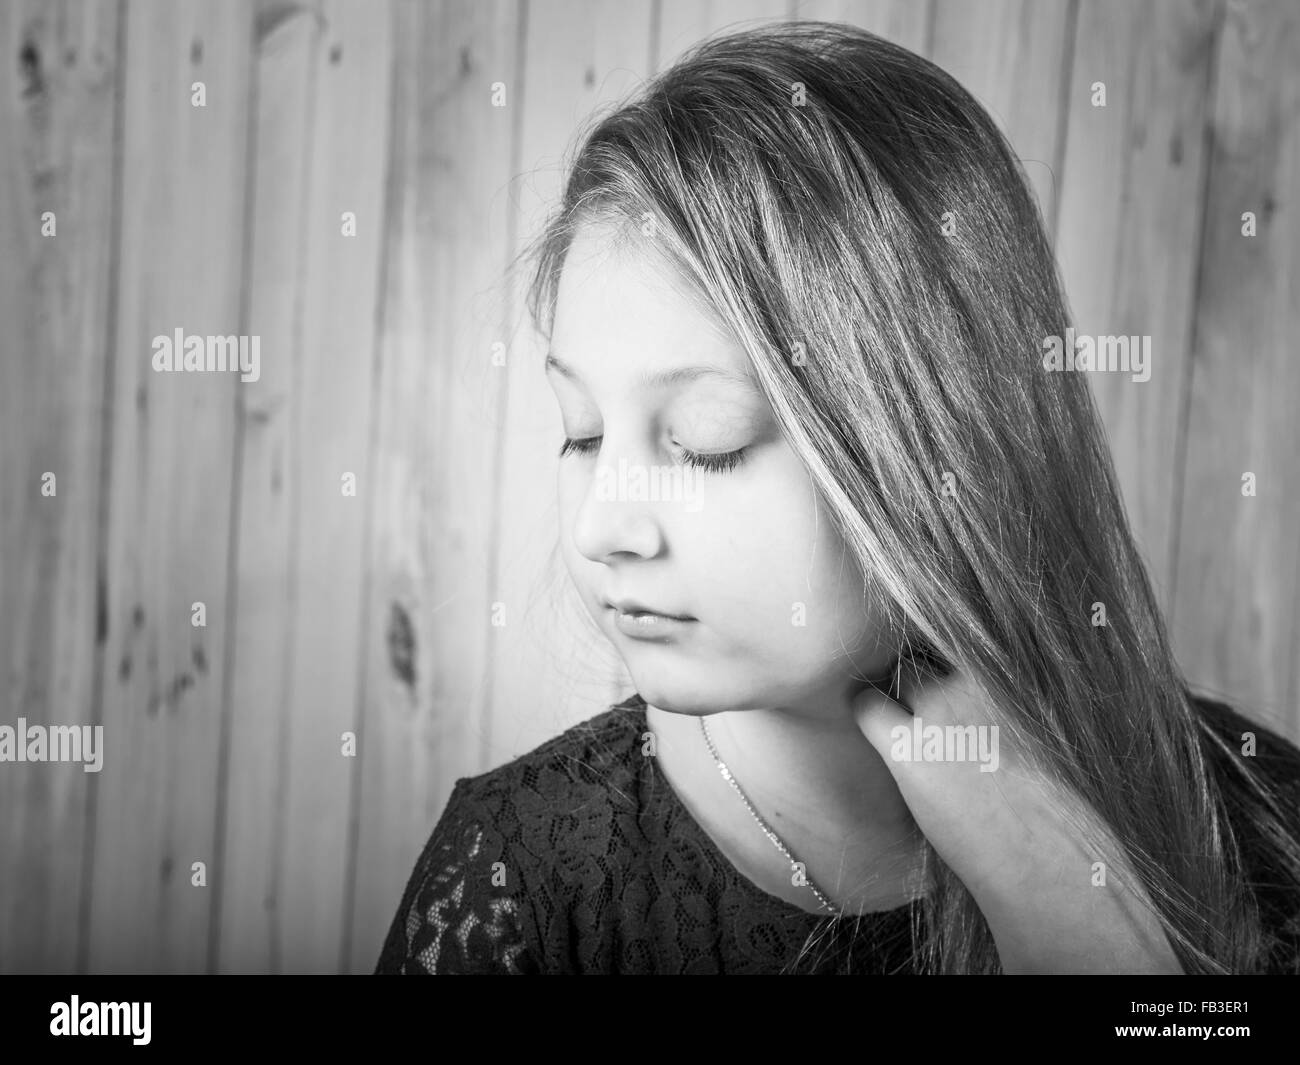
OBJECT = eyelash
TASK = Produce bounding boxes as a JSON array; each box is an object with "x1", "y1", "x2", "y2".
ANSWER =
[{"x1": 558, "y1": 435, "x2": 746, "y2": 474}]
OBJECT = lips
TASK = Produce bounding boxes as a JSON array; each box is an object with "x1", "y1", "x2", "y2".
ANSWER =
[
  {"x1": 607, "y1": 600, "x2": 697, "y2": 642},
  {"x1": 607, "y1": 599, "x2": 695, "y2": 621}
]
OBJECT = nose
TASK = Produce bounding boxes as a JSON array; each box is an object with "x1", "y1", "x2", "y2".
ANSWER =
[{"x1": 570, "y1": 448, "x2": 667, "y2": 564}]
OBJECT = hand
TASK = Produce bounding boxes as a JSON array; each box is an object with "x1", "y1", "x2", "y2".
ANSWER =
[{"x1": 853, "y1": 656, "x2": 1183, "y2": 974}]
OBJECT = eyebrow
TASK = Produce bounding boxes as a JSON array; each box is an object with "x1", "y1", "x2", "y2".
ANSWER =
[{"x1": 544, "y1": 351, "x2": 760, "y2": 393}]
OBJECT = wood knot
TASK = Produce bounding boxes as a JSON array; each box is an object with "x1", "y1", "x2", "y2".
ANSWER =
[
  {"x1": 386, "y1": 602, "x2": 417, "y2": 691},
  {"x1": 19, "y1": 40, "x2": 43, "y2": 98}
]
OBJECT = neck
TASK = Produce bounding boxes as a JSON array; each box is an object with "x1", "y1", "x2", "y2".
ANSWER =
[
  {"x1": 643, "y1": 674, "x2": 926, "y2": 911},
  {"x1": 706, "y1": 681, "x2": 913, "y2": 838}
]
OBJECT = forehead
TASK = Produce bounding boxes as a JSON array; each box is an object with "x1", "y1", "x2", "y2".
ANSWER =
[{"x1": 551, "y1": 221, "x2": 755, "y2": 386}]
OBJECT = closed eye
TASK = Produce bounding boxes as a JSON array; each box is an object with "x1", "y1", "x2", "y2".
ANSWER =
[
  {"x1": 558, "y1": 436, "x2": 746, "y2": 474},
  {"x1": 557, "y1": 436, "x2": 601, "y2": 459}
]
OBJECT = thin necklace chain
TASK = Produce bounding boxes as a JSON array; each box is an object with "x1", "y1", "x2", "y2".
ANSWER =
[{"x1": 698, "y1": 715, "x2": 842, "y2": 919}]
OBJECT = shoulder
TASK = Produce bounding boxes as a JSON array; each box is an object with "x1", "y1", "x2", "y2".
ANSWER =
[
  {"x1": 375, "y1": 697, "x2": 649, "y2": 974},
  {"x1": 454, "y1": 696, "x2": 649, "y2": 822}
]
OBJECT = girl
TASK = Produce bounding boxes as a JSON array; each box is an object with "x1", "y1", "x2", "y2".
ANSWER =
[{"x1": 376, "y1": 20, "x2": 1300, "y2": 974}]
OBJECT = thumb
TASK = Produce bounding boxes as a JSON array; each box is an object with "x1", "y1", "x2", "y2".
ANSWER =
[{"x1": 851, "y1": 684, "x2": 913, "y2": 770}]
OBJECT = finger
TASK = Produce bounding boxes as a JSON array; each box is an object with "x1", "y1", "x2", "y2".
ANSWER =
[
  {"x1": 851, "y1": 683, "x2": 913, "y2": 765},
  {"x1": 857, "y1": 666, "x2": 1009, "y2": 798}
]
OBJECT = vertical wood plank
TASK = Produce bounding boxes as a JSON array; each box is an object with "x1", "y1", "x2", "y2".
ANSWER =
[
  {"x1": 0, "y1": 0, "x2": 121, "y2": 973},
  {"x1": 90, "y1": 0, "x2": 253, "y2": 973},
  {"x1": 213, "y1": 0, "x2": 324, "y2": 974},
  {"x1": 486, "y1": 0, "x2": 656, "y2": 766},
  {"x1": 1055, "y1": 0, "x2": 1219, "y2": 606},
  {"x1": 929, "y1": 0, "x2": 1073, "y2": 237},
  {"x1": 268, "y1": 0, "x2": 392, "y2": 973},
  {"x1": 1171, "y1": 0, "x2": 1300, "y2": 735},
  {"x1": 345, "y1": 0, "x2": 520, "y2": 973}
]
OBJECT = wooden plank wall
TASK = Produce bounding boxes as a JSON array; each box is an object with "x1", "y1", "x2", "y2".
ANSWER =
[
  {"x1": 1, "y1": 0, "x2": 1296, "y2": 974},
  {"x1": 0, "y1": 0, "x2": 120, "y2": 975},
  {"x1": 89, "y1": 0, "x2": 252, "y2": 975},
  {"x1": 1169, "y1": 0, "x2": 1300, "y2": 730}
]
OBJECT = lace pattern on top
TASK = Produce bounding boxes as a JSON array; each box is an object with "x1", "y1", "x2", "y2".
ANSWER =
[
  {"x1": 375, "y1": 693, "x2": 1300, "y2": 974},
  {"x1": 375, "y1": 698, "x2": 916, "y2": 974},
  {"x1": 387, "y1": 781, "x2": 538, "y2": 974}
]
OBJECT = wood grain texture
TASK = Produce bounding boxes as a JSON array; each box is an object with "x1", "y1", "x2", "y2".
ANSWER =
[
  {"x1": 259, "y1": 0, "x2": 392, "y2": 974},
  {"x1": 344, "y1": 0, "x2": 520, "y2": 974},
  {"x1": 0, "y1": 0, "x2": 121, "y2": 974},
  {"x1": 89, "y1": 0, "x2": 253, "y2": 973},
  {"x1": 214, "y1": 0, "x2": 325, "y2": 975},
  {"x1": 1170, "y1": 0, "x2": 1300, "y2": 729},
  {"x1": 1055, "y1": 0, "x2": 1219, "y2": 606}
]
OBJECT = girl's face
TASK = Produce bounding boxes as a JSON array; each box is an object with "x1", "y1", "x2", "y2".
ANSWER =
[{"x1": 548, "y1": 221, "x2": 898, "y2": 717}]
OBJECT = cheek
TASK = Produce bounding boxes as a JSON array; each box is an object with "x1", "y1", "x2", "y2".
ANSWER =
[
  {"x1": 696, "y1": 498, "x2": 870, "y2": 650},
  {"x1": 554, "y1": 448, "x2": 891, "y2": 673},
  {"x1": 684, "y1": 455, "x2": 876, "y2": 648}
]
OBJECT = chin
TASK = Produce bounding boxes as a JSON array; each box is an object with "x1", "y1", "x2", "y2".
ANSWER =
[
  {"x1": 627, "y1": 672, "x2": 752, "y2": 717},
  {"x1": 626, "y1": 674, "x2": 704, "y2": 716},
  {"x1": 642, "y1": 696, "x2": 716, "y2": 717}
]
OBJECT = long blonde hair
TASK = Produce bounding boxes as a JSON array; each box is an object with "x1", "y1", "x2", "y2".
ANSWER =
[{"x1": 522, "y1": 20, "x2": 1300, "y2": 973}]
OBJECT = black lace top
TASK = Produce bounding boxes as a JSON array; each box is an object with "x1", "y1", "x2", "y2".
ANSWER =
[
  {"x1": 374, "y1": 693, "x2": 917, "y2": 974},
  {"x1": 375, "y1": 692, "x2": 1300, "y2": 974}
]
